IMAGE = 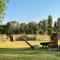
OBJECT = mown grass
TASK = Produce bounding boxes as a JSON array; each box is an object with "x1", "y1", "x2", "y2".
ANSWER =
[
  {"x1": 0, "y1": 48, "x2": 60, "y2": 60},
  {"x1": 0, "y1": 40, "x2": 50, "y2": 48},
  {"x1": 0, "y1": 40, "x2": 60, "y2": 60},
  {"x1": 0, "y1": 40, "x2": 60, "y2": 48}
]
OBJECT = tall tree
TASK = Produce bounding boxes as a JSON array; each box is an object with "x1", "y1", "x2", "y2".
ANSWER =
[
  {"x1": 47, "y1": 15, "x2": 53, "y2": 35},
  {"x1": 54, "y1": 21, "x2": 58, "y2": 32},
  {"x1": 42, "y1": 19, "x2": 48, "y2": 34},
  {"x1": 38, "y1": 21, "x2": 42, "y2": 28},
  {"x1": 38, "y1": 21, "x2": 43, "y2": 34},
  {"x1": 57, "y1": 18, "x2": 60, "y2": 34},
  {"x1": 38, "y1": 20, "x2": 48, "y2": 34}
]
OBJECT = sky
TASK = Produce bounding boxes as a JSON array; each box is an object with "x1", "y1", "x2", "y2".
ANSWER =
[{"x1": 3, "y1": 0, "x2": 60, "y2": 24}]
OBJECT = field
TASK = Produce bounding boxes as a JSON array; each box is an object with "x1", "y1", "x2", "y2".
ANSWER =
[
  {"x1": 0, "y1": 48, "x2": 60, "y2": 60},
  {"x1": 0, "y1": 38, "x2": 60, "y2": 60},
  {"x1": 0, "y1": 40, "x2": 50, "y2": 48},
  {"x1": 0, "y1": 40, "x2": 60, "y2": 48}
]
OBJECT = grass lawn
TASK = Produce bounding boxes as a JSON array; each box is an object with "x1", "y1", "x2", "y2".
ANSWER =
[
  {"x1": 0, "y1": 40, "x2": 60, "y2": 48},
  {"x1": 0, "y1": 40, "x2": 50, "y2": 48},
  {"x1": 0, "y1": 40, "x2": 60, "y2": 60},
  {"x1": 0, "y1": 48, "x2": 60, "y2": 60}
]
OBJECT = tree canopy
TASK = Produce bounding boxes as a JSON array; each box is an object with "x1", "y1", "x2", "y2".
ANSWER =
[{"x1": 0, "y1": 0, "x2": 9, "y2": 24}]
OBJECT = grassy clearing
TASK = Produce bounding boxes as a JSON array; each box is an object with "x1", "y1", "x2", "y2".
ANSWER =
[
  {"x1": 0, "y1": 48, "x2": 60, "y2": 60},
  {"x1": 0, "y1": 40, "x2": 60, "y2": 48},
  {"x1": 0, "y1": 40, "x2": 60, "y2": 60},
  {"x1": 0, "y1": 40, "x2": 50, "y2": 48}
]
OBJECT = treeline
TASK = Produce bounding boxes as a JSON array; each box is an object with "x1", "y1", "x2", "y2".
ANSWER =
[{"x1": 0, "y1": 15, "x2": 60, "y2": 35}]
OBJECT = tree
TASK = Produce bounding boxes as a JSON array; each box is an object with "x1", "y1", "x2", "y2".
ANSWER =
[
  {"x1": 42, "y1": 19, "x2": 48, "y2": 34},
  {"x1": 54, "y1": 21, "x2": 58, "y2": 32},
  {"x1": 0, "y1": 0, "x2": 9, "y2": 24},
  {"x1": 38, "y1": 20, "x2": 48, "y2": 34},
  {"x1": 38, "y1": 21, "x2": 42, "y2": 28},
  {"x1": 27, "y1": 21, "x2": 38, "y2": 34},
  {"x1": 6, "y1": 21, "x2": 20, "y2": 34},
  {"x1": 20, "y1": 23, "x2": 27, "y2": 34},
  {"x1": 0, "y1": 25, "x2": 6, "y2": 34},
  {"x1": 47, "y1": 15, "x2": 53, "y2": 35},
  {"x1": 57, "y1": 18, "x2": 60, "y2": 34},
  {"x1": 48, "y1": 15, "x2": 52, "y2": 28},
  {"x1": 6, "y1": 21, "x2": 20, "y2": 41},
  {"x1": 38, "y1": 21, "x2": 43, "y2": 34}
]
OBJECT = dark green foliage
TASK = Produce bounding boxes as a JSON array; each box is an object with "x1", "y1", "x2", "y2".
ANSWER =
[
  {"x1": 53, "y1": 18, "x2": 60, "y2": 35},
  {"x1": 57, "y1": 18, "x2": 60, "y2": 34},
  {"x1": 27, "y1": 22, "x2": 39, "y2": 34},
  {"x1": 0, "y1": 25, "x2": 7, "y2": 34},
  {"x1": 20, "y1": 23, "x2": 27, "y2": 34},
  {"x1": 47, "y1": 15, "x2": 53, "y2": 35},
  {"x1": 54, "y1": 21, "x2": 58, "y2": 32},
  {"x1": 0, "y1": 15, "x2": 60, "y2": 35}
]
